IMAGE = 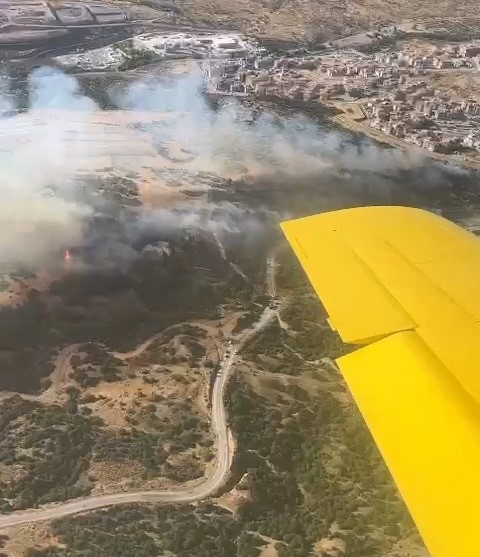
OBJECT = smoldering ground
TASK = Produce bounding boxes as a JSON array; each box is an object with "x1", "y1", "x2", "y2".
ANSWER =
[
  {"x1": 0, "y1": 66, "x2": 478, "y2": 273},
  {"x1": 77, "y1": 200, "x2": 269, "y2": 271}
]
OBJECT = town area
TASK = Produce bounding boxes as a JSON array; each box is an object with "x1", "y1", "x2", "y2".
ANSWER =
[
  {"x1": 201, "y1": 29, "x2": 480, "y2": 163},
  {"x1": 21, "y1": 11, "x2": 478, "y2": 165}
]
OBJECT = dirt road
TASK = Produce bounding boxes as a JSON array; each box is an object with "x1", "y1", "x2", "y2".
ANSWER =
[
  {"x1": 267, "y1": 255, "x2": 276, "y2": 298},
  {"x1": 39, "y1": 343, "x2": 81, "y2": 403},
  {"x1": 0, "y1": 272, "x2": 277, "y2": 528},
  {"x1": 267, "y1": 244, "x2": 283, "y2": 299}
]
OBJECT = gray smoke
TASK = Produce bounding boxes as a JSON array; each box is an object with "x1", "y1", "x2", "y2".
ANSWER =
[
  {"x1": 138, "y1": 201, "x2": 264, "y2": 237},
  {"x1": 0, "y1": 67, "x2": 97, "y2": 270},
  {"x1": 110, "y1": 69, "x2": 426, "y2": 179},
  {"x1": 0, "y1": 65, "x2": 458, "y2": 272}
]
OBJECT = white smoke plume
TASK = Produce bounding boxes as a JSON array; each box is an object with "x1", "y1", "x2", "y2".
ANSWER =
[
  {"x1": 0, "y1": 67, "x2": 96, "y2": 270},
  {"x1": 110, "y1": 70, "x2": 426, "y2": 179},
  {"x1": 0, "y1": 76, "x2": 13, "y2": 117},
  {"x1": 0, "y1": 65, "x2": 462, "y2": 272}
]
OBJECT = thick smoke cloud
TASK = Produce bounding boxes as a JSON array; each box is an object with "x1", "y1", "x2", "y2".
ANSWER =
[
  {"x1": 29, "y1": 67, "x2": 97, "y2": 112},
  {"x1": 138, "y1": 201, "x2": 264, "y2": 237},
  {"x1": 0, "y1": 68, "x2": 96, "y2": 270},
  {"x1": 0, "y1": 65, "x2": 462, "y2": 272},
  {"x1": 110, "y1": 70, "x2": 426, "y2": 179},
  {"x1": 79, "y1": 200, "x2": 266, "y2": 271}
]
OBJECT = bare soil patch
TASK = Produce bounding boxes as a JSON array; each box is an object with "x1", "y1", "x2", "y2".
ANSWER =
[
  {"x1": 3, "y1": 522, "x2": 59, "y2": 557},
  {"x1": 431, "y1": 70, "x2": 480, "y2": 102}
]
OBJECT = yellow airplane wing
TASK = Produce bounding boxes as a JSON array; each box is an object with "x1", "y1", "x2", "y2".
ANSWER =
[{"x1": 280, "y1": 206, "x2": 480, "y2": 557}]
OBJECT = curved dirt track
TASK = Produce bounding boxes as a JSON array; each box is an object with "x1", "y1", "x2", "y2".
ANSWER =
[{"x1": 0, "y1": 300, "x2": 277, "y2": 529}]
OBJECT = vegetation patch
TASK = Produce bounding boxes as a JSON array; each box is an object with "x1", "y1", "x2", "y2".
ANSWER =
[
  {"x1": 27, "y1": 503, "x2": 262, "y2": 557},
  {"x1": 0, "y1": 397, "x2": 100, "y2": 511}
]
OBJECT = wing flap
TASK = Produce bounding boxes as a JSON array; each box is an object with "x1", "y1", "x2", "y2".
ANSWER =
[
  {"x1": 281, "y1": 206, "x2": 480, "y2": 404},
  {"x1": 281, "y1": 222, "x2": 416, "y2": 344}
]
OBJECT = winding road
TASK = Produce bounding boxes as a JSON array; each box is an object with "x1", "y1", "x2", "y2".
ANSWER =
[{"x1": 0, "y1": 256, "x2": 279, "y2": 529}]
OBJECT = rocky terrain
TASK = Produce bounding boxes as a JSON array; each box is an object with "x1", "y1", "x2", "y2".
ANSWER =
[{"x1": 177, "y1": 0, "x2": 480, "y2": 44}]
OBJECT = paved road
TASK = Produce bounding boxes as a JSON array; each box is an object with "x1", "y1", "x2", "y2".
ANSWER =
[
  {"x1": 0, "y1": 283, "x2": 277, "y2": 528},
  {"x1": 9, "y1": 20, "x2": 227, "y2": 31}
]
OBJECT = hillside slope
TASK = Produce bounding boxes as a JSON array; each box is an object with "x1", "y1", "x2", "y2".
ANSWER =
[{"x1": 177, "y1": 0, "x2": 479, "y2": 44}]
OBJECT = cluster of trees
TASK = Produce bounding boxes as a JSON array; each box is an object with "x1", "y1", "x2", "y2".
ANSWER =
[
  {"x1": 93, "y1": 429, "x2": 167, "y2": 475},
  {"x1": 226, "y1": 374, "x2": 423, "y2": 556},
  {"x1": 28, "y1": 503, "x2": 264, "y2": 557},
  {"x1": 231, "y1": 312, "x2": 257, "y2": 334},
  {"x1": 131, "y1": 395, "x2": 211, "y2": 442},
  {"x1": 28, "y1": 506, "x2": 160, "y2": 557},
  {"x1": 242, "y1": 321, "x2": 305, "y2": 375},
  {"x1": 93, "y1": 397, "x2": 212, "y2": 482},
  {"x1": 72, "y1": 364, "x2": 122, "y2": 387},
  {"x1": 0, "y1": 396, "x2": 39, "y2": 468},
  {"x1": 275, "y1": 249, "x2": 311, "y2": 292},
  {"x1": 71, "y1": 345, "x2": 124, "y2": 387},
  {"x1": 25, "y1": 363, "x2": 415, "y2": 556},
  {"x1": 280, "y1": 295, "x2": 346, "y2": 361},
  {"x1": 0, "y1": 397, "x2": 101, "y2": 510},
  {"x1": 157, "y1": 404, "x2": 212, "y2": 452},
  {"x1": 147, "y1": 329, "x2": 208, "y2": 367},
  {"x1": 115, "y1": 40, "x2": 158, "y2": 72},
  {"x1": 181, "y1": 336, "x2": 207, "y2": 363},
  {"x1": 162, "y1": 453, "x2": 205, "y2": 482},
  {"x1": 0, "y1": 390, "x2": 215, "y2": 512}
]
